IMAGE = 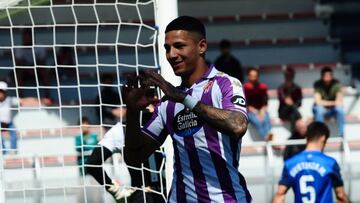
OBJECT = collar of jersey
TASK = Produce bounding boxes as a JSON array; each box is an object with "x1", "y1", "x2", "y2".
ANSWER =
[{"x1": 180, "y1": 64, "x2": 217, "y2": 89}]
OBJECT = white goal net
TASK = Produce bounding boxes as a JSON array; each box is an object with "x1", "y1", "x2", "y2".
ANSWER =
[{"x1": 0, "y1": 0, "x2": 167, "y2": 202}]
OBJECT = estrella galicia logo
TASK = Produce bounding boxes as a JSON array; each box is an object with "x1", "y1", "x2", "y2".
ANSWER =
[
  {"x1": 173, "y1": 108, "x2": 203, "y2": 137},
  {"x1": 231, "y1": 95, "x2": 246, "y2": 107}
]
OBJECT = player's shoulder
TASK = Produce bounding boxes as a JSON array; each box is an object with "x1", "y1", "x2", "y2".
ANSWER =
[
  {"x1": 213, "y1": 70, "x2": 243, "y2": 88},
  {"x1": 285, "y1": 151, "x2": 306, "y2": 166},
  {"x1": 317, "y1": 152, "x2": 337, "y2": 164}
]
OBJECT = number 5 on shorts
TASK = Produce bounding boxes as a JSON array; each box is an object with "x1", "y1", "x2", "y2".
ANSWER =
[{"x1": 300, "y1": 175, "x2": 316, "y2": 203}]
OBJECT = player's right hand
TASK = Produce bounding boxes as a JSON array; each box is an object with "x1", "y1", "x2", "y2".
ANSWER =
[{"x1": 124, "y1": 72, "x2": 157, "y2": 111}]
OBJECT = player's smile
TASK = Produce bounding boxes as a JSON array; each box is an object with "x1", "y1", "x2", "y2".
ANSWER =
[{"x1": 164, "y1": 30, "x2": 202, "y2": 77}]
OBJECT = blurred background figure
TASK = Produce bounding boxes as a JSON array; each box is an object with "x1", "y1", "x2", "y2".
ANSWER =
[
  {"x1": 0, "y1": 81, "x2": 51, "y2": 154},
  {"x1": 57, "y1": 47, "x2": 76, "y2": 81},
  {"x1": 313, "y1": 67, "x2": 345, "y2": 137},
  {"x1": 214, "y1": 39, "x2": 244, "y2": 83},
  {"x1": 0, "y1": 81, "x2": 18, "y2": 154},
  {"x1": 14, "y1": 28, "x2": 50, "y2": 97},
  {"x1": 244, "y1": 68, "x2": 273, "y2": 141},
  {"x1": 75, "y1": 116, "x2": 99, "y2": 176},
  {"x1": 277, "y1": 67, "x2": 303, "y2": 132},
  {"x1": 282, "y1": 118, "x2": 308, "y2": 161},
  {"x1": 94, "y1": 74, "x2": 122, "y2": 126}
]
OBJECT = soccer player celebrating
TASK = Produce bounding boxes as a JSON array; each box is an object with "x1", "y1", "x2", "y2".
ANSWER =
[
  {"x1": 273, "y1": 121, "x2": 348, "y2": 203},
  {"x1": 124, "y1": 16, "x2": 252, "y2": 202}
]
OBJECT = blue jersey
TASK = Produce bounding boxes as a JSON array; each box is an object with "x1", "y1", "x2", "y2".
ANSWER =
[{"x1": 279, "y1": 150, "x2": 343, "y2": 203}]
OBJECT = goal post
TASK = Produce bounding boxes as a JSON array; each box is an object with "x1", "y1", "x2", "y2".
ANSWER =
[{"x1": 154, "y1": 0, "x2": 179, "y2": 195}]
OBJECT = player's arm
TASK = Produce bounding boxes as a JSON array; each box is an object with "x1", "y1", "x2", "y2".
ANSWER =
[
  {"x1": 123, "y1": 75, "x2": 160, "y2": 166},
  {"x1": 124, "y1": 107, "x2": 160, "y2": 166},
  {"x1": 192, "y1": 103, "x2": 247, "y2": 139},
  {"x1": 145, "y1": 71, "x2": 247, "y2": 140},
  {"x1": 272, "y1": 185, "x2": 288, "y2": 203},
  {"x1": 334, "y1": 186, "x2": 348, "y2": 203}
]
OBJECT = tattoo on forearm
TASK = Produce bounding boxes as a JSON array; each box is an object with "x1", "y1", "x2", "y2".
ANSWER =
[{"x1": 192, "y1": 103, "x2": 248, "y2": 139}]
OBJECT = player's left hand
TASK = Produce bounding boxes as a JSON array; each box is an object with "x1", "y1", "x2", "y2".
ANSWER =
[{"x1": 143, "y1": 70, "x2": 186, "y2": 103}]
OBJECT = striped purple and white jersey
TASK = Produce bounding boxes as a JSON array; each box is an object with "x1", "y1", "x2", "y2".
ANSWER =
[{"x1": 142, "y1": 66, "x2": 252, "y2": 203}]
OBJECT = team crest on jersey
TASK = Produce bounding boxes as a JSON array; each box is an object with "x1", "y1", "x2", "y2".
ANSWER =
[
  {"x1": 231, "y1": 95, "x2": 246, "y2": 107},
  {"x1": 173, "y1": 108, "x2": 203, "y2": 137},
  {"x1": 203, "y1": 80, "x2": 214, "y2": 93}
]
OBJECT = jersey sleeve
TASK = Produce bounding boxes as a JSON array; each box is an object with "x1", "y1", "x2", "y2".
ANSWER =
[
  {"x1": 279, "y1": 165, "x2": 292, "y2": 187},
  {"x1": 217, "y1": 76, "x2": 247, "y2": 118},
  {"x1": 141, "y1": 102, "x2": 168, "y2": 145},
  {"x1": 330, "y1": 161, "x2": 344, "y2": 187},
  {"x1": 10, "y1": 97, "x2": 20, "y2": 107}
]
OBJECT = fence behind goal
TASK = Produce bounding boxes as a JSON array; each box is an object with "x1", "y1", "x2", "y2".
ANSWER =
[{"x1": 0, "y1": 0, "x2": 167, "y2": 202}]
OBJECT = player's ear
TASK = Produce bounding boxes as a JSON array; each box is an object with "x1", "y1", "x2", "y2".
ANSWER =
[{"x1": 198, "y1": 38, "x2": 207, "y2": 56}]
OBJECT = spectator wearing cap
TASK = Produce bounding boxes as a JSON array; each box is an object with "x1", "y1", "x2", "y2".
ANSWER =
[
  {"x1": 0, "y1": 81, "x2": 19, "y2": 154},
  {"x1": 0, "y1": 81, "x2": 52, "y2": 154}
]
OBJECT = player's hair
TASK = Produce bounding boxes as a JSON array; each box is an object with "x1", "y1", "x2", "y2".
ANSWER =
[
  {"x1": 321, "y1": 66, "x2": 333, "y2": 77},
  {"x1": 246, "y1": 67, "x2": 259, "y2": 75},
  {"x1": 219, "y1": 39, "x2": 231, "y2": 49},
  {"x1": 165, "y1": 16, "x2": 206, "y2": 40},
  {"x1": 305, "y1": 121, "x2": 330, "y2": 142}
]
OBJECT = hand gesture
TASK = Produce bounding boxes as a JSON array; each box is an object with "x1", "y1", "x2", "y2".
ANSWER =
[
  {"x1": 144, "y1": 70, "x2": 186, "y2": 103},
  {"x1": 124, "y1": 73, "x2": 158, "y2": 111}
]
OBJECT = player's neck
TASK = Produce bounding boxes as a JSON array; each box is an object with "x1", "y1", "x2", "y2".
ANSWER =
[
  {"x1": 305, "y1": 142, "x2": 323, "y2": 152},
  {"x1": 182, "y1": 60, "x2": 208, "y2": 87}
]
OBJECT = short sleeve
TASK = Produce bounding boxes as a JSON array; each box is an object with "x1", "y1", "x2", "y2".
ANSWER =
[
  {"x1": 10, "y1": 97, "x2": 20, "y2": 107},
  {"x1": 333, "y1": 82, "x2": 342, "y2": 94},
  {"x1": 330, "y1": 161, "x2": 344, "y2": 187},
  {"x1": 141, "y1": 103, "x2": 168, "y2": 145},
  {"x1": 279, "y1": 166, "x2": 292, "y2": 187},
  {"x1": 314, "y1": 80, "x2": 321, "y2": 92},
  {"x1": 216, "y1": 76, "x2": 247, "y2": 118}
]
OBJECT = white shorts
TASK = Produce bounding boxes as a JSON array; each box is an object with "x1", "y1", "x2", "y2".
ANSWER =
[{"x1": 99, "y1": 122, "x2": 125, "y2": 152}]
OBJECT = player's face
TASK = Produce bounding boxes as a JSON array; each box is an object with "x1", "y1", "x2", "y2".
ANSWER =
[{"x1": 164, "y1": 30, "x2": 206, "y2": 77}]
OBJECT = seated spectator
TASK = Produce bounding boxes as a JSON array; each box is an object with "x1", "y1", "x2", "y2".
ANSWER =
[
  {"x1": 283, "y1": 118, "x2": 307, "y2": 161},
  {"x1": 0, "y1": 81, "x2": 51, "y2": 154},
  {"x1": 313, "y1": 67, "x2": 345, "y2": 137},
  {"x1": 14, "y1": 29, "x2": 49, "y2": 97},
  {"x1": 75, "y1": 116, "x2": 99, "y2": 175},
  {"x1": 0, "y1": 81, "x2": 17, "y2": 154},
  {"x1": 214, "y1": 39, "x2": 244, "y2": 83},
  {"x1": 277, "y1": 67, "x2": 302, "y2": 132},
  {"x1": 56, "y1": 47, "x2": 76, "y2": 81},
  {"x1": 244, "y1": 68, "x2": 273, "y2": 141}
]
